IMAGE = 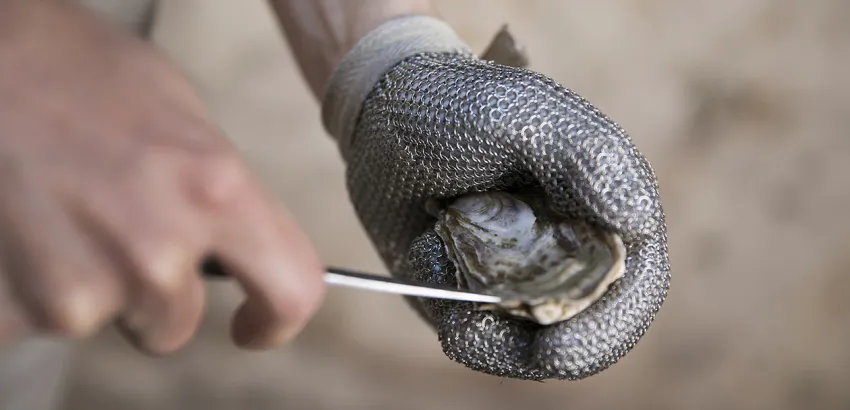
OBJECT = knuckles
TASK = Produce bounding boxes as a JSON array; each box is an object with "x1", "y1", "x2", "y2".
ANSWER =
[
  {"x1": 113, "y1": 146, "x2": 254, "y2": 293},
  {"x1": 124, "y1": 238, "x2": 195, "y2": 298},
  {"x1": 181, "y1": 152, "x2": 253, "y2": 210},
  {"x1": 0, "y1": 110, "x2": 250, "y2": 346},
  {"x1": 36, "y1": 282, "x2": 103, "y2": 339},
  {"x1": 130, "y1": 116, "x2": 254, "y2": 213}
]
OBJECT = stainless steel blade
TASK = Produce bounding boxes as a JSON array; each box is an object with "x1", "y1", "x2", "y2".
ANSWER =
[{"x1": 201, "y1": 259, "x2": 502, "y2": 304}]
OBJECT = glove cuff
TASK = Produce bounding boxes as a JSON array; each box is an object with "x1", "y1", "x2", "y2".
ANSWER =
[{"x1": 321, "y1": 15, "x2": 472, "y2": 161}]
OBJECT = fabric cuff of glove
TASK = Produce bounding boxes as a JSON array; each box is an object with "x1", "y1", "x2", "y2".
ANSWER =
[{"x1": 321, "y1": 15, "x2": 473, "y2": 161}]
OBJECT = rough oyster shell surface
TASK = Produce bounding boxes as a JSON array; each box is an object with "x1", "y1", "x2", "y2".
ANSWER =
[{"x1": 432, "y1": 189, "x2": 626, "y2": 325}]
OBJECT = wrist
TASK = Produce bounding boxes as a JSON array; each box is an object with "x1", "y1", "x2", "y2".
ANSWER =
[{"x1": 269, "y1": 0, "x2": 438, "y2": 100}]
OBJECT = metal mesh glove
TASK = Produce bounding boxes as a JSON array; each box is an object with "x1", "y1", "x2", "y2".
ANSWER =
[{"x1": 322, "y1": 16, "x2": 670, "y2": 380}]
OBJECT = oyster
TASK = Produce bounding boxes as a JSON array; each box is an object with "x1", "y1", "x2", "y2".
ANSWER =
[{"x1": 431, "y1": 189, "x2": 626, "y2": 325}]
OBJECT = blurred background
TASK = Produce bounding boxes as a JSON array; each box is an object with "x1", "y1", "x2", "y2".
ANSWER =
[{"x1": 57, "y1": 0, "x2": 850, "y2": 409}]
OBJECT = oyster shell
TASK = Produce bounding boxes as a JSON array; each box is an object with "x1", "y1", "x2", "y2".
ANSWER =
[{"x1": 432, "y1": 189, "x2": 626, "y2": 325}]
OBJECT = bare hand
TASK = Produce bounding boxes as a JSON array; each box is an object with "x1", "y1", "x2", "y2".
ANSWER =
[{"x1": 0, "y1": 0, "x2": 325, "y2": 354}]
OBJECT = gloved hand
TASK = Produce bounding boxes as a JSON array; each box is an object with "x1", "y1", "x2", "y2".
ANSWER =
[{"x1": 321, "y1": 15, "x2": 670, "y2": 380}]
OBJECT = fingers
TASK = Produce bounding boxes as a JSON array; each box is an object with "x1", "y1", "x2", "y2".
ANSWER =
[
  {"x1": 408, "y1": 231, "x2": 542, "y2": 378},
  {"x1": 466, "y1": 64, "x2": 669, "y2": 377},
  {"x1": 409, "y1": 227, "x2": 670, "y2": 380},
  {"x1": 58, "y1": 151, "x2": 214, "y2": 355},
  {"x1": 407, "y1": 231, "x2": 459, "y2": 323},
  {"x1": 438, "y1": 309, "x2": 540, "y2": 379},
  {"x1": 0, "y1": 183, "x2": 125, "y2": 343},
  {"x1": 0, "y1": 142, "x2": 325, "y2": 355},
  {"x1": 390, "y1": 53, "x2": 662, "y2": 239},
  {"x1": 75, "y1": 146, "x2": 326, "y2": 354},
  {"x1": 115, "y1": 276, "x2": 205, "y2": 356},
  {"x1": 530, "y1": 237, "x2": 671, "y2": 379},
  {"x1": 108, "y1": 233, "x2": 207, "y2": 355},
  {"x1": 501, "y1": 68, "x2": 663, "y2": 239},
  {"x1": 216, "y1": 198, "x2": 326, "y2": 350},
  {"x1": 349, "y1": 52, "x2": 671, "y2": 380},
  {"x1": 190, "y1": 157, "x2": 325, "y2": 350}
]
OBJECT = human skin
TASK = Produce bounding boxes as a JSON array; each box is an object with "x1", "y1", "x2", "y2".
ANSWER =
[
  {"x1": 268, "y1": 0, "x2": 437, "y2": 100},
  {"x1": 1, "y1": 0, "x2": 671, "y2": 387},
  {"x1": 0, "y1": 0, "x2": 436, "y2": 355}
]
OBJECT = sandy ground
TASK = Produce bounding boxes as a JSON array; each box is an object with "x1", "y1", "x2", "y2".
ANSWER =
[{"x1": 34, "y1": 0, "x2": 850, "y2": 409}]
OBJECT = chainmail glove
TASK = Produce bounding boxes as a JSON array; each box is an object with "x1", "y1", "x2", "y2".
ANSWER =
[{"x1": 321, "y1": 15, "x2": 670, "y2": 380}]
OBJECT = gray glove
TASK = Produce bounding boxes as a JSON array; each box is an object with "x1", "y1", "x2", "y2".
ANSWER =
[{"x1": 322, "y1": 16, "x2": 670, "y2": 380}]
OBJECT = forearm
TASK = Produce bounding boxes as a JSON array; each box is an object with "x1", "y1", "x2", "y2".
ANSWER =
[{"x1": 267, "y1": 0, "x2": 437, "y2": 101}]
